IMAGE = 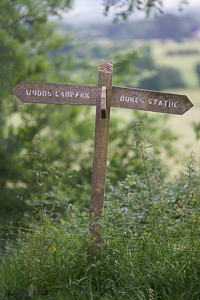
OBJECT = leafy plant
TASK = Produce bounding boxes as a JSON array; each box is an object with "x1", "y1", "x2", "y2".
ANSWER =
[{"x1": 195, "y1": 62, "x2": 200, "y2": 86}]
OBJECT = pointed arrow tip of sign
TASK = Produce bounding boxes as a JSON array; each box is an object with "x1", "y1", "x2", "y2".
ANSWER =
[
  {"x1": 181, "y1": 95, "x2": 194, "y2": 115},
  {"x1": 12, "y1": 81, "x2": 22, "y2": 93}
]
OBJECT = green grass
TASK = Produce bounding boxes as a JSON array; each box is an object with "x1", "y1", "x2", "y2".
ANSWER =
[
  {"x1": 150, "y1": 39, "x2": 200, "y2": 87},
  {"x1": 161, "y1": 87, "x2": 200, "y2": 177},
  {"x1": 1, "y1": 168, "x2": 200, "y2": 299},
  {"x1": 1, "y1": 125, "x2": 200, "y2": 299}
]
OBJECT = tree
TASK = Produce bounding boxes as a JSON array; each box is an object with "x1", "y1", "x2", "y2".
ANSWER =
[
  {"x1": 0, "y1": 0, "x2": 75, "y2": 243},
  {"x1": 154, "y1": 14, "x2": 184, "y2": 41},
  {"x1": 103, "y1": 0, "x2": 189, "y2": 22},
  {"x1": 0, "y1": 0, "x2": 74, "y2": 99},
  {"x1": 195, "y1": 63, "x2": 200, "y2": 86},
  {"x1": 134, "y1": 51, "x2": 186, "y2": 90}
]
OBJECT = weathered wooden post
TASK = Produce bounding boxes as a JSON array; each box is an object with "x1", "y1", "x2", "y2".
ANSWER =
[
  {"x1": 89, "y1": 61, "x2": 113, "y2": 248},
  {"x1": 12, "y1": 60, "x2": 194, "y2": 257}
]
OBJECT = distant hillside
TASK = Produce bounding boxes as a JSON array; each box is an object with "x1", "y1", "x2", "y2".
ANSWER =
[{"x1": 61, "y1": 13, "x2": 200, "y2": 41}]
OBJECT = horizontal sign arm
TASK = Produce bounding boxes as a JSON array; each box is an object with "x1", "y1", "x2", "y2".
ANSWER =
[
  {"x1": 111, "y1": 86, "x2": 193, "y2": 115},
  {"x1": 12, "y1": 81, "x2": 97, "y2": 106}
]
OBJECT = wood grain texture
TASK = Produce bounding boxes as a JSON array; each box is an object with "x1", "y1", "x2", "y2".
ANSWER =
[
  {"x1": 101, "y1": 86, "x2": 106, "y2": 118},
  {"x1": 12, "y1": 81, "x2": 193, "y2": 115},
  {"x1": 112, "y1": 86, "x2": 193, "y2": 115},
  {"x1": 89, "y1": 61, "x2": 113, "y2": 250},
  {"x1": 12, "y1": 81, "x2": 97, "y2": 106}
]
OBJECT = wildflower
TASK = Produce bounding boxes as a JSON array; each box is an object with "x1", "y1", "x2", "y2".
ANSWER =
[
  {"x1": 164, "y1": 257, "x2": 169, "y2": 263},
  {"x1": 148, "y1": 288, "x2": 154, "y2": 300}
]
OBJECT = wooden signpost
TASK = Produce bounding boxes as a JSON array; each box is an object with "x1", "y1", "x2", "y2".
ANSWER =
[{"x1": 12, "y1": 60, "x2": 193, "y2": 256}]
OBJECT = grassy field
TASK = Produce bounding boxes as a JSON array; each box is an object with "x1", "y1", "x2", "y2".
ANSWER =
[
  {"x1": 151, "y1": 38, "x2": 200, "y2": 87},
  {"x1": 161, "y1": 87, "x2": 200, "y2": 176},
  {"x1": 163, "y1": 87, "x2": 200, "y2": 148},
  {"x1": 150, "y1": 39, "x2": 200, "y2": 173},
  {"x1": 111, "y1": 39, "x2": 200, "y2": 177}
]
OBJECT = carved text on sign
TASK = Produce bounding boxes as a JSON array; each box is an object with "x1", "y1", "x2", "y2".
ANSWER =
[
  {"x1": 120, "y1": 95, "x2": 144, "y2": 103},
  {"x1": 12, "y1": 82, "x2": 97, "y2": 106},
  {"x1": 111, "y1": 86, "x2": 193, "y2": 115},
  {"x1": 147, "y1": 99, "x2": 178, "y2": 107},
  {"x1": 55, "y1": 91, "x2": 90, "y2": 98},
  {"x1": 119, "y1": 95, "x2": 178, "y2": 108},
  {"x1": 12, "y1": 81, "x2": 193, "y2": 115},
  {"x1": 26, "y1": 90, "x2": 52, "y2": 97},
  {"x1": 26, "y1": 90, "x2": 90, "y2": 99}
]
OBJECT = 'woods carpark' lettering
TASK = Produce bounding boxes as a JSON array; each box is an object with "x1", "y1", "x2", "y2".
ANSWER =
[
  {"x1": 26, "y1": 90, "x2": 90, "y2": 99},
  {"x1": 26, "y1": 90, "x2": 51, "y2": 96},
  {"x1": 120, "y1": 95, "x2": 178, "y2": 108}
]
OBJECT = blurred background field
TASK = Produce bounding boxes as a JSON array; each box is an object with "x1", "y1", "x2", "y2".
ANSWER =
[
  {"x1": 151, "y1": 39, "x2": 200, "y2": 87},
  {"x1": 108, "y1": 36, "x2": 200, "y2": 176}
]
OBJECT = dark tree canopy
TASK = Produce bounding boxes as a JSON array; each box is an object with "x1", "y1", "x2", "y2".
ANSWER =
[{"x1": 0, "y1": 0, "x2": 74, "y2": 100}]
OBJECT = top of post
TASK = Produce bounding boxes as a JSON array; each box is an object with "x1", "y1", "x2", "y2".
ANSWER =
[
  {"x1": 98, "y1": 61, "x2": 113, "y2": 89},
  {"x1": 98, "y1": 61, "x2": 113, "y2": 75}
]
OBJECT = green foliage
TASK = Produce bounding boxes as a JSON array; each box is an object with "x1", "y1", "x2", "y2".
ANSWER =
[
  {"x1": 192, "y1": 120, "x2": 200, "y2": 140},
  {"x1": 0, "y1": 0, "x2": 73, "y2": 100},
  {"x1": 103, "y1": 0, "x2": 164, "y2": 23},
  {"x1": 103, "y1": 0, "x2": 189, "y2": 23},
  {"x1": 107, "y1": 112, "x2": 178, "y2": 186},
  {"x1": 138, "y1": 65, "x2": 186, "y2": 90},
  {"x1": 0, "y1": 0, "x2": 94, "y2": 243},
  {"x1": 134, "y1": 48, "x2": 186, "y2": 90},
  {"x1": 195, "y1": 63, "x2": 200, "y2": 86},
  {"x1": 1, "y1": 145, "x2": 200, "y2": 299},
  {"x1": 109, "y1": 47, "x2": 140, "y2": 87}
]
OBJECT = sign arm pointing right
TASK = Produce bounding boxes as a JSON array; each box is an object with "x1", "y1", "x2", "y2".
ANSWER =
[{"x1": 111, "y1": 86, "x2": 193, "y2": 115}]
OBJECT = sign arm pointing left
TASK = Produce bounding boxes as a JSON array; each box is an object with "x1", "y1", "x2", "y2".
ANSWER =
[{"x1": 12, "y1": 81, "x2": 98, "y2": 106}]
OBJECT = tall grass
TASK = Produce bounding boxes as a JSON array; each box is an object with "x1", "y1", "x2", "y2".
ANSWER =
[{"x1": 1, "y1": 124, "x2": 200, "y2": 299}]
